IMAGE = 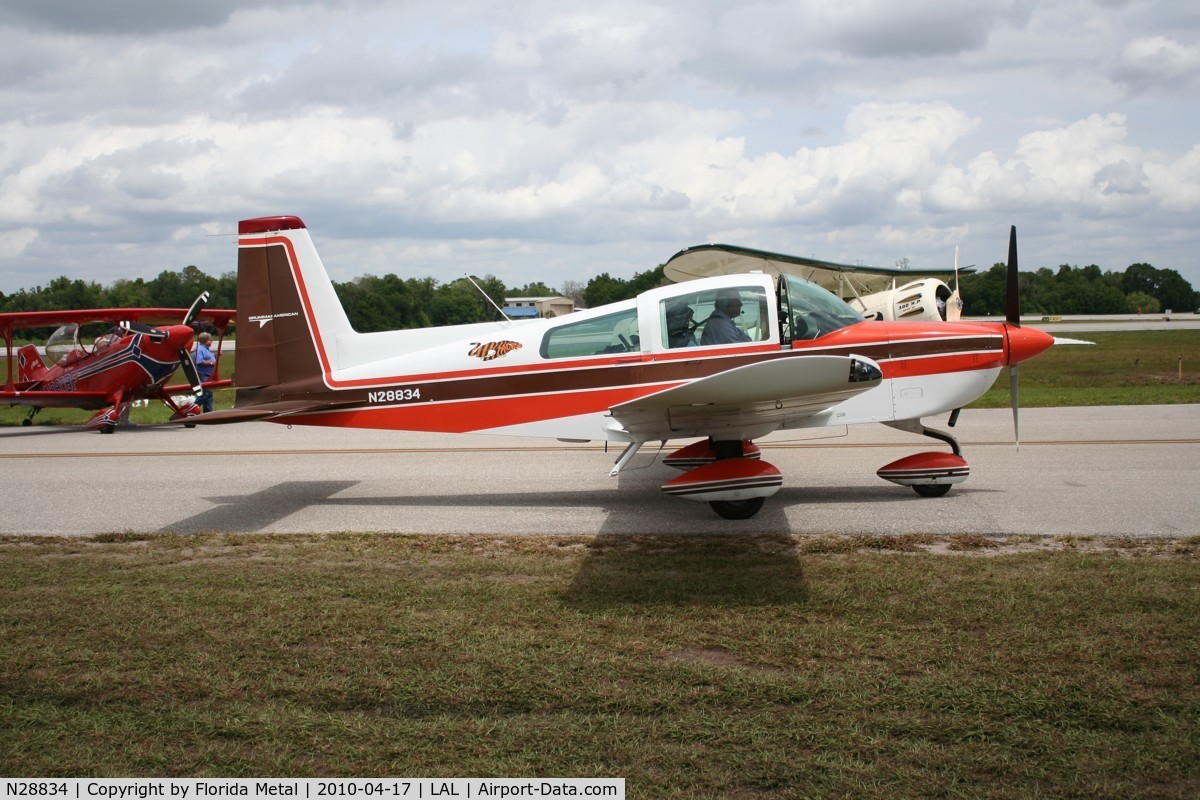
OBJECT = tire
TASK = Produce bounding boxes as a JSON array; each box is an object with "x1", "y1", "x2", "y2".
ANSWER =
[
  {"x1": 709, "y1": 497, "x2": 766, "y2": 520},
  {"x1": 913, "y1": 483, "x2": 952, "y2": 498}
]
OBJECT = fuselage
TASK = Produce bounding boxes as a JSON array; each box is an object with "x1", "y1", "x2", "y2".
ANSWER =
[
  {"x1": 8, "y1": 326, "x2": 193, "y2": 409},
  {"x1": 233, "y1": 236, "x2": 1047, "y2": 443}
]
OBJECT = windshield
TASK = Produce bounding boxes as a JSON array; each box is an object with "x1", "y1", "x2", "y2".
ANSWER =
[
  {"x1": 783, "y1": 275, "x2": 864, "y2": 340},
  {"x1": 45, "y1": 324, "x2": 84, "y2": 365}
]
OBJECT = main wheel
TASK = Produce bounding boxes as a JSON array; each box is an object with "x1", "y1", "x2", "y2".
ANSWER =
[
  {"x1": 913, "y1": 483, "x2": 952, "y2": 498},
  {"x1": 709, "y1": 497, "x2": 766, "y2": 520}
]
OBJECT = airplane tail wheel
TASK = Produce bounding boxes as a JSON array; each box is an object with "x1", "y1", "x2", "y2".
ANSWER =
[
  {"x1": 913, "y1": 483, "x2": 952, "y2": 498},
  {"x1": 21, "y1": 418, "x2": 32, "y2": 427},
  {"x1": 709, "y1": 497, "x2": 766, "y2": 520}
]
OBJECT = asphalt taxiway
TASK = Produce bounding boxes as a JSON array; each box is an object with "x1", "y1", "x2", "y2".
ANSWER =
[{"x1": 1, "y1": 404, "x2": 1197, "y2": 538}]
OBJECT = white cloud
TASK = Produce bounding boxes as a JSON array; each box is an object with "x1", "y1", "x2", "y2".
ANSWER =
[
  {"x1": 0, "y1": 0, "x2": 1197, "y2": 295},
  {"x1": 1113, "y1": 35, "x2": 1200, "y2": 93}
]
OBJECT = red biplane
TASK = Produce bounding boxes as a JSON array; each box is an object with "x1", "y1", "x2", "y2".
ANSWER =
[
  {"x1": 190, "y1": 215, "x2": 1056, "y2": 520},
  {"x1": 1, "y1": 294, "x2": 235, "y2": 432}
]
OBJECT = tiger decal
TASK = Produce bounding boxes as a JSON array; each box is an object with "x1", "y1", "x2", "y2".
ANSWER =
[{"x1": 468, "y1": 340, "x2": 523, "y2": 361}]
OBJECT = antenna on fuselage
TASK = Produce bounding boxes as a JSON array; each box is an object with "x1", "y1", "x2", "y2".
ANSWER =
[{"x1": 464, "y1": 274, "x2": 513, "y2": 327}]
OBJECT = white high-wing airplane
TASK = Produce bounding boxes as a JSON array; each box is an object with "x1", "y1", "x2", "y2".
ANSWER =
[
  {"x1": 197, "y1": 216, "x2": 1053, "y2": 519},
  {"x1": 664, "y1": 242, "x2": 969, "y2": 323}
]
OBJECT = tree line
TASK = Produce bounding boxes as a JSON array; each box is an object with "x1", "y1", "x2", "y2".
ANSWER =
[
  {"x1": 1, "y1": 259, "x2": 1195, "y2": 334},
  {"x1": 959, "y1": 261, "x2": 1198, "y2": 316}
]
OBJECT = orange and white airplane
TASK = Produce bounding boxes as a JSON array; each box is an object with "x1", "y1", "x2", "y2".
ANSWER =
[{"x1": 196, "y1": 215, "x2": 1053, "y2": 519}]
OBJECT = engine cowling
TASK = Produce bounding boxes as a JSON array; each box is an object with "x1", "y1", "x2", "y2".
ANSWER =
[{"x1": 851, "y1": 278, "x2": 960, "y2": 322}]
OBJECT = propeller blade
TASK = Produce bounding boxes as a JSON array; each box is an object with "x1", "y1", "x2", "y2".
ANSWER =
[
  {"x1": 179, "y1": 350, "x2": 203, "y2": 395},
  {"x1": 1005, "y1": 226, "x2": 1021, "y2": 449},
  {"x1": 1009, "y1": 364, "x2": 1020, "y2": 451},
  {"x1": 120, "y1": 320, "x2": 168, "y2": 342},
  {"x1": 182, "y1": 291, "x2": 210, "y2": 327},
  {"x1": 1005, "y1": 226, "x2": 1020, "y2": 327}
]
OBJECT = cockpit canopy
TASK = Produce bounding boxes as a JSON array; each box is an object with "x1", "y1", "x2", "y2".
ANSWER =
[
  {"x1": 535, "y1": 272, "x2": 865, "y2": 361},
  {"x1": 779, "y1": 274, "x2": 864, "y2": 341},
  {"x1": 45, "y1": 323, "x2": 84, "y2": 365},
  {"x1": 44, "y1": 323, "x2": 124, "y2": 366}
]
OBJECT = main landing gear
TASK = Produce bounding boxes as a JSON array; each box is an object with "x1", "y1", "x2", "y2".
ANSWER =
[
  {"x1": 659, "y1": 439, "x2": 782, "y2": 520},
  {"x1": 877, "y1": 417, "x2": 971, "y2": 497}
]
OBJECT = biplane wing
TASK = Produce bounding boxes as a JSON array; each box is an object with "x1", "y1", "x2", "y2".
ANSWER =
[
  {"x1": 663, "y1": 243, "x2": 967, "y2": 293},
  {"x1": 0, "y1": 389, "x2": 112, "y2": 409},
  {"x1": 0, "y1": 307, "x2": 235, "y2": 334}
]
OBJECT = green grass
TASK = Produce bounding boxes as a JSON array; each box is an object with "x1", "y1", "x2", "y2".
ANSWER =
[
  {"x1": 971, "y1": 330, "x2": 1200, "y2": 408},
  {"x1": 3, "y1": 330, "x2": 1198, "y2": 427},
  {"x1": 2, "y1": 533, "x2": 1199, "y2": 796}
]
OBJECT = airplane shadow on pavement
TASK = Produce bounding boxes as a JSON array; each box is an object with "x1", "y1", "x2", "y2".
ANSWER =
[{"x1": 159, "y1": 480, "x2": 359, "y2": 534}]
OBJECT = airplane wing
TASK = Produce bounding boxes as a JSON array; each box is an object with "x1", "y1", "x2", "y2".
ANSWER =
[
  {"x1": 0, "y1": 307, "x2": 236, "y2": 333},
  {"x1": 608, "y1": 354, "x2": 883, "y2": 441},
  {"x1": 663, "y1": 243, "x2": 969, "y2": 295},
  {"x1": 160, "y1": 378, "x2": 234, "y2": 395},
  {"x1": 0, "y1": 389, "x2": 112, "y2": 409}
]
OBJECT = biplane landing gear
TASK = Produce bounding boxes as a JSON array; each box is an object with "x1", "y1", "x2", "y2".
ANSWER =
[
  {"x1": 22, "y1": 408, "x2": 41, "y2": 426},
  {"x1": 661, "y1": 439, "x2": 782, "y2": 520},
  {"x1": 878, "y1": 418, "x2": 970, "y2": 497}
]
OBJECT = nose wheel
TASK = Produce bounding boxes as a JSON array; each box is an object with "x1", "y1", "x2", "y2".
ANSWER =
[{"x1": 879, "y1": 419, "x2": 970, "y2": 497}]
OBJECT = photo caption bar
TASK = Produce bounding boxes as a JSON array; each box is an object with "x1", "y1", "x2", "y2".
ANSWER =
[{"x1": 0, "y1": 780, "x2": 624, "y2": 800}]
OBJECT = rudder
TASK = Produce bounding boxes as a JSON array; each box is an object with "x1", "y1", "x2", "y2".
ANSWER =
[
  {"x1": 17, "y1": 344, "x2": 48, "y2": 382},
  {"x1": 234, "y1": 216, "x2": 355, "y2": 403}
]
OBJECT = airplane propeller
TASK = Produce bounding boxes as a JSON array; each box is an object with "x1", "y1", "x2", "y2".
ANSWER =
[
  {"x1": 119, "y1": 291, "x2": 210, "y2": 394},
  {"x1": 1005, "y1": 227, "x2": 1021, "y2": 448},
  {"x1": 177, "y1": 292, "x2": 209, "y2": 394}
]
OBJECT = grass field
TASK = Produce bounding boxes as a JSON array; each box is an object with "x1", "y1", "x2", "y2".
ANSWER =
[
  {"x1": 970, "y1": 330, "x2": 1200, "y2": 408},
  {"x1": 3, "y1": 329, "x2": 1198, "y2": 794},
  {"x1": 2, "y1": 533, "x2": 1198, "y2": 796},
  {"x1": 3, "y1": 330, "x2": 1198, "y2": 427}
]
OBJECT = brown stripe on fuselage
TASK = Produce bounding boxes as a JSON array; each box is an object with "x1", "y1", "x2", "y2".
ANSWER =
[{"x1": 259, "y1": 330, "x2": 1003, "y2": 411}]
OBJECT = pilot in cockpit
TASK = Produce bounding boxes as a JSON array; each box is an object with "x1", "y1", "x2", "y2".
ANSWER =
[{"x1": 666, "y1": 302, "x2": 697, "y2": 348}]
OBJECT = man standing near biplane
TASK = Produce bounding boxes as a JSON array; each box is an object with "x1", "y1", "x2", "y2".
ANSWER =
[{"x1": 192, "y1": 331, "x2": 216, "y2": 413}]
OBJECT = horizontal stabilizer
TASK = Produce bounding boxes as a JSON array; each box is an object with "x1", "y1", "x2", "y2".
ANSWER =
[
  {"x1": 181, "y1": 398, "x2": 363, "y2": 425},
  {"x1": 178, "y1": 408, "x2": 283, "y2": 425}
]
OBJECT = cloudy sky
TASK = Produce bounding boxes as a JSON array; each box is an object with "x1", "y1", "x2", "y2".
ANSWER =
[{"x1": 1, "y1": 0, "x2": 1198, "y2": 297}]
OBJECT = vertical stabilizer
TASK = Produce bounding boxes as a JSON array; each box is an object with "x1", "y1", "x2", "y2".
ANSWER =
[
  {"x1": 234, "y1": 216, "x2": 354, "y2": 402},
  {"x1": 17, "y1": 345, "x2": 49, "y2": 382}
]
